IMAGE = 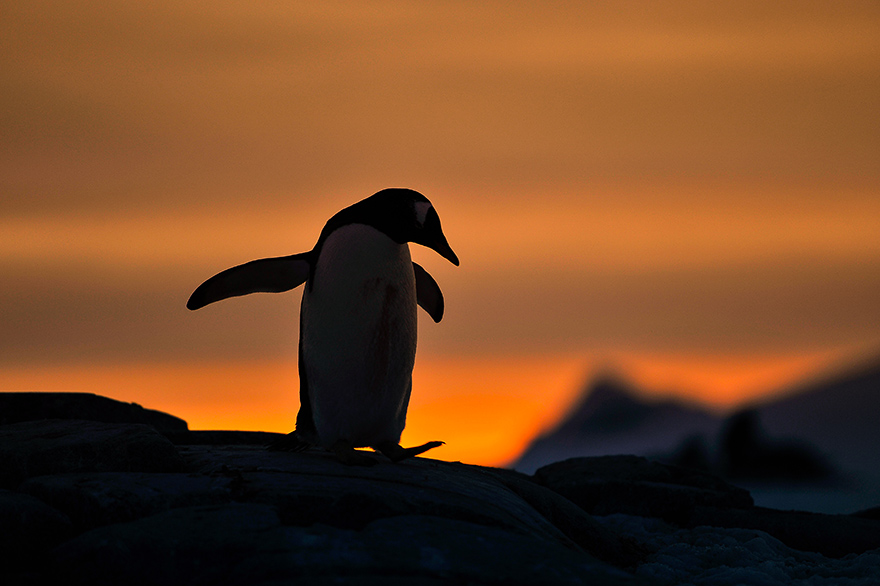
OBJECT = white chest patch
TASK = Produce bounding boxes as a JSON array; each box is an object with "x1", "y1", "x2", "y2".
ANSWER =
[{"x1": 301, "y1": 224, "x2": 418, "y2": 448}]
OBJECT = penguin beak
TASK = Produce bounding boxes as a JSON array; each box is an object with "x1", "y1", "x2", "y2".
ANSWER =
[
  {"x1": 419, "y1": 207, "x2": 460, "y2": 266},
  {"x1": 432, "y1": 235, "x2": 460, "y2": 266}
]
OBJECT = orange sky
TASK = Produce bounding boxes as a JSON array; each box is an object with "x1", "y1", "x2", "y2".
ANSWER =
[{"x1": 2, "y1": 1, "x2": 879, "y2": 466}]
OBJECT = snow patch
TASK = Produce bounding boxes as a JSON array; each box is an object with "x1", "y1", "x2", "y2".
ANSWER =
[{"x1": 596, "y1": 514, "x2": 880, "y2": 585}]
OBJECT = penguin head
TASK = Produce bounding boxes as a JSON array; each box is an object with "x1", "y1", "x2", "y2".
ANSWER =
[{"x1": 337, "y1": 188, "x2": 460, "y2": 266}]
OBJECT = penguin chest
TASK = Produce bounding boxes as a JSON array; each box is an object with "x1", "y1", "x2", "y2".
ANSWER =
[{"x1": 301, "y1": 224, "x2": 418, "y2": 447}]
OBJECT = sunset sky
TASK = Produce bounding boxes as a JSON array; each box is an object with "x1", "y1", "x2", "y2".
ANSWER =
[{"x1": 2, "y1": 1, "x2": 879, "y2": 466}]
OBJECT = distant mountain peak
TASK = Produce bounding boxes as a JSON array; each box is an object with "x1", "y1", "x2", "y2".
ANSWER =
[
  {"x1": 549, "y1": 372, "x2": 715, "y2": 439},
  {"x1": 555, "y1": 375, "x2": 655, "y2": 436},
  {"x1": 512, "y1": 372, "x2": 720, "y2": 473}
]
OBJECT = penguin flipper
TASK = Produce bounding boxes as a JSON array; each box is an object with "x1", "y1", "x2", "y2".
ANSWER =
[
  {"x1": 413, "y1": 262, "x2": 444, "y2": 323},
  {"x1": 187, "y1": 252, "x2": 311, "y2": 310}
]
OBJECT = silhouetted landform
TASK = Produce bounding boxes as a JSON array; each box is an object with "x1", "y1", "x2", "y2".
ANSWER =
[
  {"x1": 515, "y1": 358, "x2": 880, "y2": 480},
  {"x1": 163, "y1": 429, "x2": 285, "y2": 446},
  {"x1": 665, "y1": 357, "x2": 880, "y2": 483},
  {"x1": 534, "y1": 457, "x2": 879, "y2": 559},
  {"x1": 0, "y1": 392, "x2": 283, "y2": 446},
  {"x1": 661, "y1": 407, "x2": 837, "y2": 482},
  {"x1": 514, "y1": 376, "x2": 721, "y2": 474},
  {"x1": 0, "y1": 392, "x2": 187, "y2": 432},
  {"x1": 0, "y1": 419, "x2": 186, "y2": 489},
  {"x1": 757, "y1": 356, "x2": 880, "y2": 472},
  {"x1": 2, "y1": 395, "x2": 880, "y2": 584},
  {"x1": 715, "y1": 408, "x2": 834, "y2": 481}
]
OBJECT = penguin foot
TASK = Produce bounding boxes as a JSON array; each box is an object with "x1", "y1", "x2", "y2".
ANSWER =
[
  {"x1": 374, "y1": 441, "x2": 445, "y2": 463},
  {"x1": 266, "y1": 431, "x2": 311, "y2": 452},
  {"x1": 331, "y1": 440, "x2": 379, "y2": 467}
]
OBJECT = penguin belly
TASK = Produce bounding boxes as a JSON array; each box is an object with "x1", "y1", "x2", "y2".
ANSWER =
[{"x1": 301, "y1": 224, "x2": 418, "y2": 449}]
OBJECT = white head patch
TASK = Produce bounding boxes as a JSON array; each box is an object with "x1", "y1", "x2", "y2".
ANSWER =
[{"x1": 414, "y1": 201, "x2": 432, "y2": 227}]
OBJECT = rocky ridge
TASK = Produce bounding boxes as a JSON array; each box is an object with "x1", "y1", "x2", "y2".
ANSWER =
[{"x1": 1, "y1": 393, "x2": 879, "y2": 585}]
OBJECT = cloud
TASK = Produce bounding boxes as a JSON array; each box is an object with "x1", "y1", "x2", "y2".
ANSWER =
[
  {"x1": 2, "y1": 0, "x2": 879, "y2": 374},
  {"x1": 2, "y1": 1, "x2": 878, "y2": 215},
  {"x1": 2, "y1": 251, "x2": 878, "y2": 367}
]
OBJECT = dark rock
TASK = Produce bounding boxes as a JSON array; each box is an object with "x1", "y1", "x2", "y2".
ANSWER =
[
  {"x1": 534, "y1": 455, "x2": 753, "y2": 523},
  {"x1": 3, "y1": 396, "x2": 878, "y2": 584},
  {"x1": 0, "y1": 420, "x2": 186, "y2": 488},
  {"x1": 852, "y1": 506, "x2": 880, "y2": 520},
  {"x1": 686, "y1": 505, "x2": 880, "y2": 558},
  {"x1": 162, "y1": 429, "x2": 285, "y2": 445},
  {"x1": 51, "y1": 504, "x2": 636, "y2": 586},
  {"x1": 0, "y1": 489, "x2": 73, "y2": 574},
  {"x1": 0, "y1": 392, "x2": 187, "y2": 431},
  {"x1": 182, "y1": 446, "x2": 644, "y2": 569},
  {"x1": 19, "y1": 472, "x2": 233, "y2": 531},
  {"x1": 533, "y1": 455, "x2": 880, "y2": 558},
  {"x1": 480, "y1": 466, "x2": 649, "y2": 569},
  {"x1": 177, "y1": 445, "x2": 616, "y2": 554},
  {"x1": 5, "y1": 436, "x2": 640, "y2": 584}
]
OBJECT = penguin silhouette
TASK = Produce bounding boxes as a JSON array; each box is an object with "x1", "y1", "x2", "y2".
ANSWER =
[{"x1": 187, "y1": 188, "x2": 459, "y2": 465}]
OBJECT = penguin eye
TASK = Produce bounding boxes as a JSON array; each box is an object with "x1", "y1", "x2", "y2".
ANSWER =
[{"x1": 413, "y1": 201, "x2": 432, "y2": 228}]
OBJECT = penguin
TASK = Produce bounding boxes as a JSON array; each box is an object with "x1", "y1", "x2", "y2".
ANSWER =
[{"x1": 187, "y1": 188, "x2": 459, "y2": 465}]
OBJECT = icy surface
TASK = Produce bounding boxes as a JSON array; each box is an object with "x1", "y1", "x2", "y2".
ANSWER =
[{"x1": 597, "y1": 514, "x2": 880, "y2": 585}]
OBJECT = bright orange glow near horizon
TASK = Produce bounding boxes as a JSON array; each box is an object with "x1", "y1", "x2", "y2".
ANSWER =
[
  {"x1": 2, "y1": 1, "x2": 879, "y2": 467},
  {"x1": 0, "y1": 348, "x2": 861, "y2": 467}
]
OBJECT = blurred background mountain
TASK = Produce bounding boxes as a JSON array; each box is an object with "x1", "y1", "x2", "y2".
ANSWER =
[{"x1": 513, "y1": 353, "x2": 880, "y2": 514}]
